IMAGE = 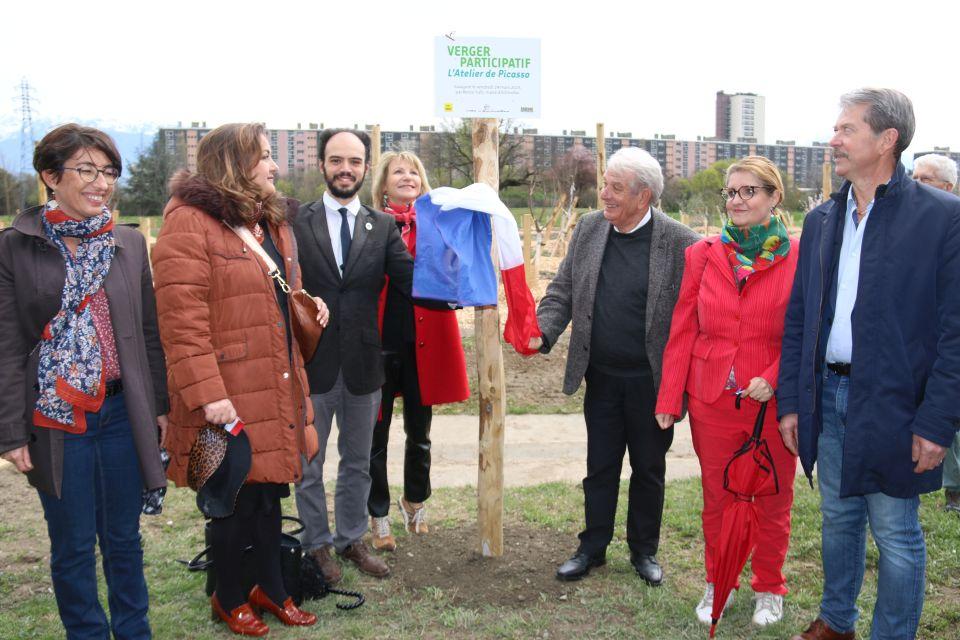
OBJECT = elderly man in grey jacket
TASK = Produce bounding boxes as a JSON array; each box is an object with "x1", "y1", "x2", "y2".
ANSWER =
[{"x1": 530, "y1": 146, "x2": 699, "y2": 584}]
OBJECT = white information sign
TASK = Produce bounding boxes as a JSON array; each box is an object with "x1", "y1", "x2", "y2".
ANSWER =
[{"x1": 434, "y1": 36, "x2": 541, "y2": 118}]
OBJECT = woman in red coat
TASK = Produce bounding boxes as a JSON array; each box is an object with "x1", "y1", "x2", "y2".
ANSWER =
[
  {"x1": 367, "y1": 151, "x2": 470, "y2": 552},
  {"x1": 656, "y1": 156, "x2": 798, "y2": 628}
]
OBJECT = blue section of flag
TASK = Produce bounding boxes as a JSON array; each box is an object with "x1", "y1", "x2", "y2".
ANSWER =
[{"x1": 413, "y1": 193, "x2": 498, "y2": 307}]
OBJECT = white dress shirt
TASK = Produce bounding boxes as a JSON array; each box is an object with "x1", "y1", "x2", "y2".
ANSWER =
[
  {"x1": 323, "y1": 191, "x2": 360, "y2": 275},
  {"x1": 612, "y1": 208, "x2": 652, "y2": 234},
  {"x1": 824, "y1": 187, "x2": 874, "y2": 364}
]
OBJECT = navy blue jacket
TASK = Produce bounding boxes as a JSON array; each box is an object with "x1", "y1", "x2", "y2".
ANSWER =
[{"x1": 777, "y1": 163, "x2": 960, "y2": 498}]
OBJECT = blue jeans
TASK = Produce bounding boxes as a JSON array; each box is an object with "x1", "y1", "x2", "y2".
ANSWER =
[
  {"x1": 38, "y1": 392, "x2": 151, "y2": 640},
  {"x1": 817, "y1": 370, "x2": 926, "y2": 640},
  {"x1": 942, "y1": 433, "x2": 960, "y2": 492}
]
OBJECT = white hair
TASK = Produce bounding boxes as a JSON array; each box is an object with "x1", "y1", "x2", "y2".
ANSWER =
[
  {"x1": 606, "y1": 146, "x2": 664, "y2": 202},
  {"x1": 914, "y1": 154, "x2": 958, "y2": 188}
]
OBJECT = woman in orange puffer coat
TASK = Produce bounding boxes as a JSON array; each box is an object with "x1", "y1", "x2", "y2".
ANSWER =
[{"x1": 153, "y1": 123, "x2": 325, "y2": 636}]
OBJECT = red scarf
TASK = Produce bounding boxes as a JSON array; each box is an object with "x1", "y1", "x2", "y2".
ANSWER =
[{"x1": 384, "y1": 200, "x2": 416, "y2": 256}]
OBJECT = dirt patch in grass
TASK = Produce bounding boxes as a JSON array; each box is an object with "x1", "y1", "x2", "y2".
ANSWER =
[
  {"x1": 388, "y1": 523, "x2": 574, "y2": 608},
  {"x1": 0, "y1": 465, "x2": 53, "y2": 600}
]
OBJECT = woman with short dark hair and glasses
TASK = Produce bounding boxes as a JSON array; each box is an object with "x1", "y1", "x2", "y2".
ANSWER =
[
  {"x1": 0, "y1": 123, "x2": 169, "y2": 638},
  {"x1": 655, "y1": 156, "x2": 799, "y2": 627}
]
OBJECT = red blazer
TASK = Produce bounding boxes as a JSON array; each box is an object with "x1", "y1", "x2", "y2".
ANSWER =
[
  {"x1": 377, "y1": 285, "x2": 470, "y2": 406},
  {"x1": 656, "y1": 235, "x2": 799, "y2": 417}
]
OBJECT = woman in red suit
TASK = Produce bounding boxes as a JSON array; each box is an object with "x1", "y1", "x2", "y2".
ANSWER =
[
  {"x1": 367, "y1": 151, "x2": 470, "y2": 552},
  {"x1": 656, "y1": 156, "x2": 798, "y2": 628}
]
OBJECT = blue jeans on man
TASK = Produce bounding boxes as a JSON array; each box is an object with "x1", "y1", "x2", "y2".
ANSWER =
[
  {"x1": 943, "y1": 433, "x2": 960, "y2": 497},
  {"x1": 37, "y1": 393, "x2": 151, "y2": 640},
  {"x1": 817, "y1": 370, "x2": 925, "y2": 639}
]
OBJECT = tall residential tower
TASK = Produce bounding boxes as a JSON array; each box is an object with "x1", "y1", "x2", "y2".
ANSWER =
[{"x1": 716, "y1": 91, "x2": 765, "y2": 144}]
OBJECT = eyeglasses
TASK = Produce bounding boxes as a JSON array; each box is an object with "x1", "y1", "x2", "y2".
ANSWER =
[
  {"x1": 719, "y1": 185, "x2": 770, "y2": 201},
  {"x1": 915, "y1": 175, "x2": 948, "y2": 186},
  {"x1": 62, "y1": 163, "x2": 120, "y2": 185}
]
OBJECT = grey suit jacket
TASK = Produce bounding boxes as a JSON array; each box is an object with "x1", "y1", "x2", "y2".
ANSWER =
[{"x1": 537, "y1": 207, "x2": 700, "y2": 395}]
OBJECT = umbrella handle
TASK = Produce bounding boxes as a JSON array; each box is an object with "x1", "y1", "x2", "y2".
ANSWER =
[
  {"x1": 733, "y1": 395, "x2": 768, "y2": 441},
  {"x1": 750, "y1": 401, "x2": 768, "y2": 440}
]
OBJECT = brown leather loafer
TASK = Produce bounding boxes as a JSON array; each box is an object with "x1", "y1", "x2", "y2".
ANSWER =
[
  {"x1": 307, "y1": 545, "x2": 342, "y2": 585},
  {"x1": 211, "y1": 593, "x2": 269, "y2": 637},
  {"x1": 340, "y1": 541, "x2": 390, "y2": 578},
  {"x1": 791, "y1": 618, "x2": 855, "y2": 640},
  {"x1": 248, "y1": 584, "x2": 317, "y2": 627}
]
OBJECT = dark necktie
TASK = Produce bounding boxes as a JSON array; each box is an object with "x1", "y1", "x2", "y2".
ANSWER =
[{"x1": 338, "y1": 207, "x2": 351, "y2": 272}]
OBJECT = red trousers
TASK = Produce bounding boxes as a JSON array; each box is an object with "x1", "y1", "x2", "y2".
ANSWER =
[{"x1": 688, "y1": 395, "x2": 797, "y2": 595}]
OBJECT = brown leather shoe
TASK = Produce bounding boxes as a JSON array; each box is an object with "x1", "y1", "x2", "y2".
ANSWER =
[
  {"x1": 210, "y1": 593, "x2": 269, "y2": 637},
  {"x1": 307, "y1": 545, "x2": 342, "y2": 585},
  {"x1": 248, "y1": 584, "x2": 317, "y2": 627},
  {"x1": 340, "y1": 541, "x2": 390, "y2": 578},
  {"x1": 370, "y1": 516, "x2": 397, "y2": 552},
  {"x1": 790, "y1": 618, "x2": 855, "y2": 640}
]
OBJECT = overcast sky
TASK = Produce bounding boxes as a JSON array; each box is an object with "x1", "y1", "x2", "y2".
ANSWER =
[{"x1": 2, "y1": 0, "x2": 957, "y2": 157}]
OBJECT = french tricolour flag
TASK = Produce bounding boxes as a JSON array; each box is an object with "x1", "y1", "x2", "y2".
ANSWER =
[
  {"x1": 413, "y1": 183, "x2": 541, "y2": 355},
  {"x1": 223, "y1": 418, "x2": 245, "y2": 436}
]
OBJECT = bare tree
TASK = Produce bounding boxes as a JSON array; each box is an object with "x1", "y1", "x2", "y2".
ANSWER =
[{"x1": 421, "y1": 119, "x2": 535, "y2": 192}]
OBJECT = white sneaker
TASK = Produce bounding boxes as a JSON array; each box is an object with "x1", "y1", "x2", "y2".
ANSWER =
[
  {"x1": 695, "y1": 583, "x2": 735, "y2": 625},
  {"x1": 752, "y1": 592, "x2": 783, "y2": 625}
]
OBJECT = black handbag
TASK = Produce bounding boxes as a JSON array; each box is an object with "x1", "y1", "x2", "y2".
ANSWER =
[{"x1": 184, "y1": 515, "x2": 364, "y2": 610}]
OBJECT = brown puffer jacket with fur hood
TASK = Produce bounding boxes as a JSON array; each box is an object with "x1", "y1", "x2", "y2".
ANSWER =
[{"x1": 152, "y1": 172, "x2": 314, "y2": 487}]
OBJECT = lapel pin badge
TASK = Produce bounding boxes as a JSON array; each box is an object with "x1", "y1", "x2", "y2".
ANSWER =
[{"x1": 365, "y1": 222, "x2": 373, "y2": 230}]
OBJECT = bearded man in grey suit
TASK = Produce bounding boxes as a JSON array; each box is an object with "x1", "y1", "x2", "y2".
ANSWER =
[{"x1": 530, "y1": 146, "x2": 700, "y2": 584}]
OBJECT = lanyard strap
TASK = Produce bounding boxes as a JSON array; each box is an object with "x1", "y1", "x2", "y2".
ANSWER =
[{"x1": 226, "y1": 223, "x2": 292, "y2": 293}]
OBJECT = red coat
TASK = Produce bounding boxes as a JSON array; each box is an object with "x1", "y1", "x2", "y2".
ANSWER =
[
  {"x1": 377, "y1": 286, "x2": 470, "y2": 406},
  {"x1": 656, "y1": 236, "x2": 799, "y2": 418}
]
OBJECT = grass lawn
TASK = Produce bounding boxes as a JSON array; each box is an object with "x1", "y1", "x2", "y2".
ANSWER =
[{"x1": 1, "y1": 473, "x2": 957, "y2": 639}]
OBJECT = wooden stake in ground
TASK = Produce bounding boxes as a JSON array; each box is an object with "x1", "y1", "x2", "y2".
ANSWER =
[
  {"x1": 822, "y1": 158, "x2": 832, "y2": 200},
  {"x1": 522, "y1": 213, "x2": 537, "y2": 293},
  {"x1": 596, "y1": 122, "x2": 606, "y2": 209},
  {"x1": 139, "y1": 217, "x2": 155, "y2": 255},
  {"x1": 371, "y1": 125, "x2": 381, "y2": 173},
  {"x1": 471, "y1": 118, "x2": 506, "y2": 558}
]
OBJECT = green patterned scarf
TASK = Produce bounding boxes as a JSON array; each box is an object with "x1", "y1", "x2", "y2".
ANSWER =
[{"x1": 720, "y1": 216, "x2": 790, "y2": 282}]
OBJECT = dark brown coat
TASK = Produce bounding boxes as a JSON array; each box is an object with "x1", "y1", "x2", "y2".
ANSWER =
[
  {"x1": 153, "y1": 174, "x2": 313, "y2": 487},
  {"x1": 0, "y1": 208, "x2": 169, "y2": 497}
]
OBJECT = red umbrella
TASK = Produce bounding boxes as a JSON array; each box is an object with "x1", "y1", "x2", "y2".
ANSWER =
[{"x1": 709, "y1": 397, "x2": 781, "y2": 638}]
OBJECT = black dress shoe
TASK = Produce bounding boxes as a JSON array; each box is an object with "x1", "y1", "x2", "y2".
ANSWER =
[
  {"x1": 631, "y1": 554, "x2": 663, "y2": 586},
  {"x1": 556, "y1": 551, "x2": 606, "y2": 581}
]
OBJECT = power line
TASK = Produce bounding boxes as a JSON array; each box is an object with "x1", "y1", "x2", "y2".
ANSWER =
[{"x1": 18, "y1": 78, "x2": 37, "y2": 211}]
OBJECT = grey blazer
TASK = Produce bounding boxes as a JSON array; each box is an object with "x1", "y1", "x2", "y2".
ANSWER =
[
  {"x1": 537, "y1": 208, "x2": 700, "y2": 395},
  {"x1": 0, "y1": 208, "x2": 169, "y2": 497}
]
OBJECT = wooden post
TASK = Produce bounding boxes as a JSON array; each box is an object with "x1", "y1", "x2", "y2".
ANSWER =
[
  {"x1": 139, "y1": 216, "x2": 154, "y2": 253},
  {"x1": 522, "y1": 213, "x2": 536, "y2": 292},
  {"x1": 822, "y1": 159, "x2": 832, "y2": 199},
  {"x1": 595, "y1": 123, "x2": 606, "y2": 209},
  {"x1": 371, "y1": 125, "x2": 381, "y2": 171},
  {"x1": 471, "y1": 118, "x2": 506, "y2": 558}
]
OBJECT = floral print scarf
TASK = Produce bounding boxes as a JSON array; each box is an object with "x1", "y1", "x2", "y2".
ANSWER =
[{"x1": 33, "y1": 201, "x2": 116, "y2": 433}]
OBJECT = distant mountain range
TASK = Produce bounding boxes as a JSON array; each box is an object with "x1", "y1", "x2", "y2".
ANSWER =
[{"x1": 0, "y1": 118, "x2": 161, "y2": 180}]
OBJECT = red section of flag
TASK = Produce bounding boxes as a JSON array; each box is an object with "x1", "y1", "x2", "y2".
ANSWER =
[
  {"x1": 223, "y1": 419, "x2": 245, "y2": 436},
  {"x1": 501, "y1": 265, "x2": 540, "y2": 355}
]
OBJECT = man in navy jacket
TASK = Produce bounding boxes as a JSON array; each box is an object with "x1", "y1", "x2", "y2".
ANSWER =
[{"x1": 778, "y1": 88, "x2": 960, "y2": 640}]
